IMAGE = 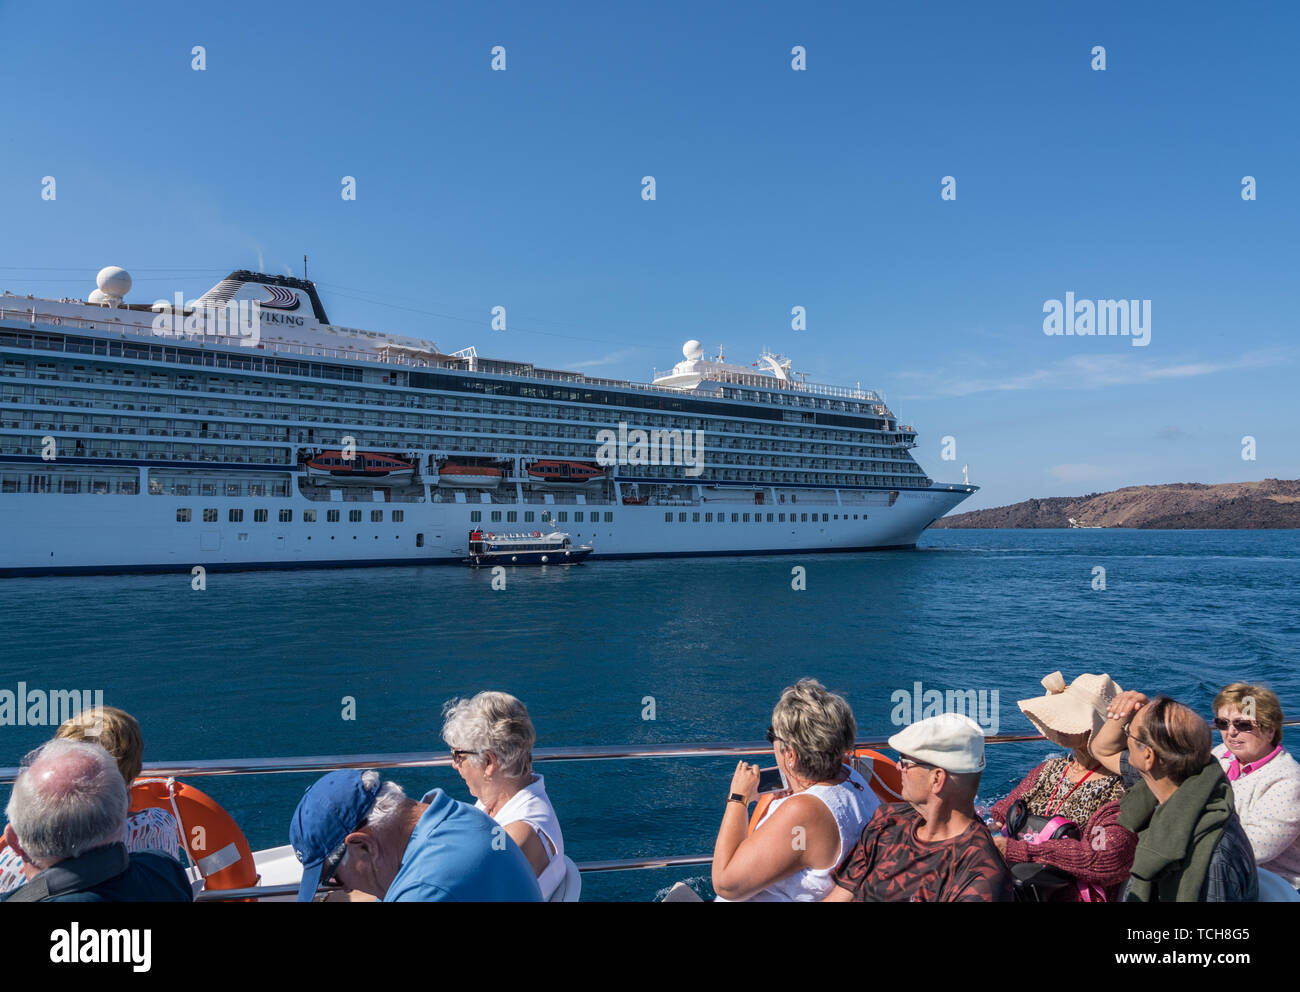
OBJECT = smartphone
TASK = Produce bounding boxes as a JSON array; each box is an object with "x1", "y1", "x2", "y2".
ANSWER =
[{"x1": 757, "y1": 765, "x2": 788, "y2": 794}]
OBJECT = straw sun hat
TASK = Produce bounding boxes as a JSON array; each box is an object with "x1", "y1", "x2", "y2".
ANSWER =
[{"x1": 1017, "y1": 672, "x2": 1122, "y2": 742}]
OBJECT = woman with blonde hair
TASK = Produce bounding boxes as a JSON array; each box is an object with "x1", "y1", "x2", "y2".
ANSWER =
[
  {"x1": 1211, "y1": 683, "x2": 1300, "y2": 888},
  {"x1": 711, "y1": 678, "x2": 879, "y2": 901}
]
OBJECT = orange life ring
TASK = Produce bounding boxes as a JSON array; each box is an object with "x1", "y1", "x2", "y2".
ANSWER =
[
  {"x1": 746, "y1": 749, "x2": 903, "y2": 835},
  {"x1": 851, "y1": 748, "x2": 904, "y2": 804},
  {"x1": 130, "y1": 778, "x2": 257, "y2": 892}
]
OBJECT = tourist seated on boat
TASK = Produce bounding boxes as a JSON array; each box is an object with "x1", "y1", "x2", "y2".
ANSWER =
[
  {"x1": 712, "y1": 678, "x2": 879, "y2": 901},
  {"x1": 825, "y1": 713, "x2": 1013, "y2": 902},
  {"x1": 1, "y1": 739, "x2": 191, "y2": 903},
  {"x1": 1092, "y1": 691, "x2": 1258, "y2": 901},
  {"x1": 0, "y1": 706, "x2": 184, "y2": 895},
  {"x1": 1211, "y1": 683, "x2": 1300, "y2": 890},
  {"x1": 441, "y1": 691, "x2": 567, "y2": 900},
  {"x1": 290, "y1": 769, "x2": 541, "y2": 902},
  {"x1": 989, "y1": 672, "x2": 1137, "y2": 901}
]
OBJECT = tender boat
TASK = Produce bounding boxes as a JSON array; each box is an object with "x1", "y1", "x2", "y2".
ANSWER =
[
  {"x1": 304, "y1": 451, "x2": 415, "y2": 485},
  {"x1": 465, "y1": 529, "x2": 593, "y2": 566}
]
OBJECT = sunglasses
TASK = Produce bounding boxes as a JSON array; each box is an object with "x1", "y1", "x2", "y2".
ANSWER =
[
  {"x1": 896, "y1": 756, "x2": 936, "y2": 772},
  {"x1": 766, "y1": 726, "x2": 783, "y2": 745},
  {"x1": 1212, "y1": 718, "x2": 1258, "y2": 734},
  {"x1": 450, "y1": 748, "x2": 480, "y2": 764}
]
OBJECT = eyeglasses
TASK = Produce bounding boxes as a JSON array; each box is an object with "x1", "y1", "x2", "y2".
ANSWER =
[
  {"x1": 1212, "y1": 718, "x2": 1258, "y2": 734},
  {"x1": 450, "y1": 748, "x2": 480, "y2": 765},
  {"x1": 1122, "y1": 722, "x2": 1148, "y2": 751},
  {"x1": 320, "y1": 838, "x2": 349, "y2": 888},
  {"x1": 766, "y1": 726, "x2": 783, "y2": 746}
]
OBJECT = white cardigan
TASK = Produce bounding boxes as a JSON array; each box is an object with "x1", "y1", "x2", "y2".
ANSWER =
[{"x1": 1215, "y1": 743, "x2": 1300, "y2": 888}]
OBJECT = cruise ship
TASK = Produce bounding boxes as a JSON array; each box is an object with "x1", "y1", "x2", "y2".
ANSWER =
[{"x1": 0, "y1": 267, "x2": 976, "y2": 576}]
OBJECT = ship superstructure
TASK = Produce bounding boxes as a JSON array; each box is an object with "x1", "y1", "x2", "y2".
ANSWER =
[{"x1": 0, "y1": 267, "x2": 976, "y2": 575}]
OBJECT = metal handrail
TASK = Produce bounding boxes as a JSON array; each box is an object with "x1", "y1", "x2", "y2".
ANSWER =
[
  {"x1": 0, "y1": 733, "x2": 1057, "y2": 784},
  {"x1": 193, "y1": 854, "x2": 716, "y2": 901}
]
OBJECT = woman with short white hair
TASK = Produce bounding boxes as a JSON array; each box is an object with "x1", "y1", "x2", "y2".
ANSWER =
[{"x1": 441, "y1": 691, "x2": 566, "y2": 899}]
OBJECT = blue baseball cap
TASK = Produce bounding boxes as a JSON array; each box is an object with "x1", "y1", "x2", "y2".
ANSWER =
[{"x1": 290, "y1": 770, "x2": 382, "y2": 902}]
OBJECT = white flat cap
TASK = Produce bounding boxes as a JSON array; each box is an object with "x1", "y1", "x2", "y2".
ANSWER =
[{"x1": 888, "y1": 713, "x2": 986, "y2": 774}]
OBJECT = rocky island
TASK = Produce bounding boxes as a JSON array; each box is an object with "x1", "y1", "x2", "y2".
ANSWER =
[{"x1": 932, "y1": 479, "x2": 1300, "y2": 529}]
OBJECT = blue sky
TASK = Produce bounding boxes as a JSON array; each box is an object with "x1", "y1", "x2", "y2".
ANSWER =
[{"x1": 2, "y1": 0, "x2": 1295, "y2": 510}]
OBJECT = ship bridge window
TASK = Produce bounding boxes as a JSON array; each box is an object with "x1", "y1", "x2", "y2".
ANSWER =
[
  {"x1": 229, "y1": 509, "x2": 243, "y2": 522},
  {"x1": 524, "y1": 512, "x2": 535, "y2": 522},
  {"x1": 280, "y1": 509, "x2": 293, "y2": 522},
  {"x1": 677, "y1": 512, "x2": 686, "y2": 522},
  {"x1": 557, "y1": 512, "x2": 568, "y2": 522},
  {"x1": 705, "y1": 513, "x2": 713, "y2": 522},
  {"x1": 574, "y1": 512, "x2": 583, "y2": 522},
  {"x1": 327, "y1": 509, "x2": 340, "y2": 522},
  {"x1": 801, "y1": 513, "x2": 808, "y2": 522},
  {"x1": 254, "y1": 509, "x2": 268, "y2": 522},
  {"x1": 203, "y1": 509, "x2": 217, "y2": 522},
  {"x1": 176, "y1": 508, "x2": 191, "y2": 522},
  {"x1": 665, "y1": 512, "x2": 673, "y2": 522},
  {"x1": 349, "y1": 509, "x2": 362, "y2": 522},
  {"x1": 372, "y1": 510, "x2": 383, "y2": 522},
  {"x1": 506, "y1": 511, "x2": 517, "y2": 522},
  {"x1": 470, "y1": 511, "x2": 482, "y2": 522},
  {"x1": 692, "y1": 512, "x2": 700, "y2": 522},
  {"x1": 304, "y1": 510, "x2": 317, "y2": 522},
  {"x1": 604, "y1": 512, "x2": 613, "y2": 523},
  {"x1": 822, "y1": 513, "x2": 829, "y2": 522},
  {"x1": 490, "y1": 511, "x2": 502, "y2": 522}
]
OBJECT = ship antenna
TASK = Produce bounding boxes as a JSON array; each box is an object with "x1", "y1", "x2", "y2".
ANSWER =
[{"x1": 303, "y1": 254, "x2": 308, "y2": 281}]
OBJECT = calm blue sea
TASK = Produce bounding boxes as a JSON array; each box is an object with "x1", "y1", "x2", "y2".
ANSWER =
[{"x1": 2, "y1": 529, "x2": 1298, "y2": 901}]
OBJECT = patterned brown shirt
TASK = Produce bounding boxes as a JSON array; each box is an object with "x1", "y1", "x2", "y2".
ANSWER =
[{"x1": 832, "y1": 803, "x2": 1013, "y2": 902}]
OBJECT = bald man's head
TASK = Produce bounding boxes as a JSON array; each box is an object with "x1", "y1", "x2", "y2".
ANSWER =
[{"x1": 5, "y1": 738, "x2": 127, "y2": 867}]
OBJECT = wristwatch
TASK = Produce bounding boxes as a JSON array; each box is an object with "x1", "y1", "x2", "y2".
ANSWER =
[{"x1": 728, "y1": 793, "x2": 747, "y2": 805}]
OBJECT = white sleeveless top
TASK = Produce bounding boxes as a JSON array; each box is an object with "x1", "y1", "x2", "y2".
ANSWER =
[
  {"x1": 745, "y1": 765, "x2": 879, "y2": 902},
  {"x1": 476, "y1": 774, "x2": 566, "y2": 900}
]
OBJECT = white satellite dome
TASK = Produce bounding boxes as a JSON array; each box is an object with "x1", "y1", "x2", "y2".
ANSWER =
[
  {"x1": 87, "y1": 289, "x2": 111, "y2": 305},
  {"x1": 95, "y1": 266, "x2": 132, "y2": 304},
  {"x1": 682, "y1": 339, "x2": 704, "y2": 360}
]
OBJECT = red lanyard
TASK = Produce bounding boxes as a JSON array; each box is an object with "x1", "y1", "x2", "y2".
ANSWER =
[{"x1": 1044, "y1": 763, "x2": 1095, "y2": 817}]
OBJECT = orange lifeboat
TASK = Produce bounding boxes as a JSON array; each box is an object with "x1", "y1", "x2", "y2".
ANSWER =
[
  {"x1": 526, "y1": 460, "x2": 606, "y2": 487},
  {"x1": 437, "y1": 463, "x2": 504, "y2": 487},
  {"x1": 305, "y1": 450, "x2": 414, "y2": 485}
]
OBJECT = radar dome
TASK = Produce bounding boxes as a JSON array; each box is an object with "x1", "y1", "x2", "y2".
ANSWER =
[
  {"x1": 87, "y1": 289, "x2": 111, "y2": 305},
  {"x1": 95, "y1": 266, "x2": 132, "y2": 302},
  {"x1": 683, "y1": 339, "x2": 704, "y2": 360}
]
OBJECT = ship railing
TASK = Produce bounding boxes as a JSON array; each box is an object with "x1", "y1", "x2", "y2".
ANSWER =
[{"x1": 8, "y1": 726, "x2": 1298, "y2": 901}]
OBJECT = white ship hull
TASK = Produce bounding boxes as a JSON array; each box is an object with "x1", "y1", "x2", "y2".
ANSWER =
[{"x1": 0, "y1": 485, "x2": 971, "y2": 576}]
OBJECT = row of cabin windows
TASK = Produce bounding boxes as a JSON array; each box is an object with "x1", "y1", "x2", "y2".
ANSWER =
[
  {"x1": 469, "y1": 510, "x2": 615, "y2": 523},
  {"x1": 664, "y1": 511, "x2": 866, "y2": 523},
  {"x1": 177, "y1": 508, "x2": 407, "y2": 523}
]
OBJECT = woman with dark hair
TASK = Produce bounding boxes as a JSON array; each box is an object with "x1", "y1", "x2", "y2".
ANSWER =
[{"x1": 1093, "y1": 691, "x2": 1258, "y2": 902}]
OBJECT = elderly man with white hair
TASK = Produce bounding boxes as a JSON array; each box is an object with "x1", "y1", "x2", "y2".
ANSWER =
[{"x1": 1, "y1": 738, "x2": 191, "y2": 903}]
